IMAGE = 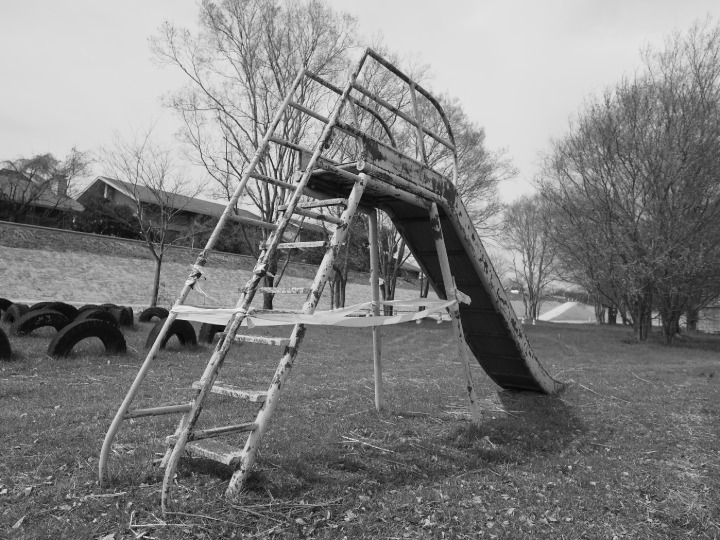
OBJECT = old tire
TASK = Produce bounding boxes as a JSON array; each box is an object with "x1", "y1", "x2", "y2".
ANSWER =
[
  {"x1": 138, "y1": 306, "x2": 170, "y2": 323},
  {"x1": 76, "y1": 309, "x2": 119, "y2": 327},
  {"x1": 0, "y1": 298, "x2": 13, "y2": 314},
  {"x1": 0, "y1": 328, "x2": 12, "y2": 360},
  {"x1": 45, "y1": 302, "x2": 79, "y2": 321},
  {"x1": 198, "y1": 323, "x2": 225, "y2": 344},
  {"x1": 2, "y1": 303, "x2": 29, "y2": 325},
  {"x1": 11, "y1": 309, "x2": 70, "y2": 336},
  {"x1": 48, "y1": 319, "x2": 126, "y2": 358},
  {"x1": 28, "y1": 301, "x2": 53, "y2": 312},
  {"x1": 145, "y1": 317, "x2": 197, "y2": 349},
  {"x1": 77, "y1": 304, "x2": 101, "y2": 315},
  {"x1": 109, "y1": 306, "x2": 133, "y2": 327}
]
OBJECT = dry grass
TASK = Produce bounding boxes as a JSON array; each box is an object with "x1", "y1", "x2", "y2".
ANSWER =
[{"x1": 1, "y1": 319, "x2": 719, "y2": 539}]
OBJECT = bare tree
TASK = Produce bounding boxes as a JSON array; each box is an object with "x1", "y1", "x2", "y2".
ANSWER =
[
  {"x1": 539, "y1": 17, "x2": 720, "y2": 343},
  {"x1": 0, "y1": 149, "x2": 90, "y2": 225},
  {"x1": 151, "y1": 0, "x2": 358, "y2": 308},
  {"x1": 100, "y1": 129, "x2": 208, "y2": 307},
  {"x1": 500, "y1": 194, "x2": 558, "y2": 322}
]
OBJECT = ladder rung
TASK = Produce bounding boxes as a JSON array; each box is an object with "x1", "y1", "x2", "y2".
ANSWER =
[
  {"x1": 288, "y1": 100, "x2": 328, "y2": 124},
  {"x1": 183, "y1": 439, "x2": 246, "y2": 467},
  {"x1": 251, "y1": 308, "x2": 303, "y2": 315},
  {"x1": 249, "y1": 171, "x2": 296, "y2": 190},
  {"x1": 227, "y1": 213, "x2": 277, "y2": 230},
  {"x1": 167, "y1": 423, "x2": 257, "y2": 445},
  {"x1": 233, "y1": 334, "x2": 290, "y2": 347},
  {"x1": 123, "y1": 403, "x2": 192, "y2": 419},
  {"x1": 278, "y1": 198, "x2": 347, "y2": 211},
  {"x1": 258, "y1": 287, "x2": 311, "y2": 295},
  {"x1": 289, "y1": 207, "x2": 343, "y2": 225},
  {"x1": 275, "y1": 240, "x2": 328, "y2": 250},
  {"x1": 191, "y1": 381, "x2": 268, "y2": 402}
]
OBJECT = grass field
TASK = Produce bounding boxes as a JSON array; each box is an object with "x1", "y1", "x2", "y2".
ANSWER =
[{"x1": 1, "y1": 318, "x2": 719, "y2": 539}]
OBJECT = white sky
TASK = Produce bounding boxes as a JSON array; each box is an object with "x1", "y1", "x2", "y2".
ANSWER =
[{"x1": 1, "y1": 0, "x2": 718, "y2": 201}]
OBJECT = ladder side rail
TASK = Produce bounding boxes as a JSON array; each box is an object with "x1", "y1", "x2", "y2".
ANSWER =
[
  {"x1": 99, "y1": 66, "x2": 310, "y2": 488},
  {"x1": 162, "y1": 58, "x2": 371, "y2": 508},
  {"x1": 226, "y1": 173, "x2": 369, "y2": 498}
]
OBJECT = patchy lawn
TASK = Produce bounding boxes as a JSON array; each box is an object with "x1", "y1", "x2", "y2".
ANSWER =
[{"x1": 1, "y1": 319, "x2": 718, "y2": 539}]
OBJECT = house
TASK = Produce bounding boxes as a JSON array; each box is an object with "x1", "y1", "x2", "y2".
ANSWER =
[
  {"x1": 76, "y1": 176, "x2": 266, "y2": 234},
  {"x1": 698, "y1": 302, "x2": 720, "y2": 334},
  {"x1": 76, "y1": 175, "x2": 323, "y2": 244},
  {"x1": 0, "y1": 168, "x2": 84, "y2": 227}
]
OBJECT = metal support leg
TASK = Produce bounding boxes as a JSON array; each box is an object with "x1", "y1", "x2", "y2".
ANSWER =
[
  {"x1": 429, "y1": 203, "x2": 481, "y2": 424},
  {"x1": 368, "y1": 208, "x2": 383, "y2": 411}
]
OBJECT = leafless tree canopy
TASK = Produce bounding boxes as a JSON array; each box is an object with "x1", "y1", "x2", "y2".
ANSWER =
[
  {"x1": 539, "y1": 17, "x2": 720, "y2": 342},
  {"x1": 152, "y1": 0, "x2": 512, "y2": 308},
  {"x1": 0, "y1": 149, "x2": 90, "y2": 224},
  {"x1": 100, "y1": 129, "x2": 208, "y2": 306},
  {"x1": 500, "y1": 194, "x2": 558, "y2": 321}
]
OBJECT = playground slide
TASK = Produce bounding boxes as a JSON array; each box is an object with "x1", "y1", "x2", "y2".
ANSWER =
[
  {"x1": 307, "y1": 138, "x2": 564, "y2": 394},
  {"x1": 388, "y1": 196, "x2": 564, "y2": 393}
]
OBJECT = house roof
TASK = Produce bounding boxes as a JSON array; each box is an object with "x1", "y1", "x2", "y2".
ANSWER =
[
  {"x1": 79, "y1": 175, "x2": 327, "y2": 233},
  {"x1": 80, "y1": 176, "x2": 260, "y2": 221},
  {"x1": 0, "y1": 169, "x2": 84, "y2": 212}
]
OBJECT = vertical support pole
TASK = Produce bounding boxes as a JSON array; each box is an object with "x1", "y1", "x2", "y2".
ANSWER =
[
  {"x1": 408, "y1": 83, "x2": 428, "y2": 165},
  {"x1": 368, "y1": 208, "x2": 383, "y2": 411},
  {"x1": 429, "y1": 203, "x2": 481, "y2": 424}
]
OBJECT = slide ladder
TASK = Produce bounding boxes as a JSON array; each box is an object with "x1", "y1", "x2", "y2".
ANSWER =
[{"x1": 98, "y1": 49, "x2": 562, "y2": 511}]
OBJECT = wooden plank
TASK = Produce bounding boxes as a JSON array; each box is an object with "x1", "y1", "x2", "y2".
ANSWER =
[
  {"x1": 288, "y1": 207, "x2": 343, "y2": 225},
  {"x1": 191, "y1": 381, "x2": 268, "y2": 402},
  {"x1": 276, "y1": 240, "x2": 327, "y2": 250},
  {"x1": 258, "y1": 287, "x2": 311, "y2": 295},
  {"x1": 278, "y1": 198, "x2": 347, "y2": 211},
  {"x1": 184, "y1": 440, "x2": 245, "y2": 467},
  {"x1": 233, "y1": 334, "x2": 290, "y2": 347}
]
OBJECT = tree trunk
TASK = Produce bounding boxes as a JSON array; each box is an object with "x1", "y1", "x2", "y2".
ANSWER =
[
  {"x1": 686, "y1": 307, "x2": 699, "y2": 332},
  {"x1": 660, "y1": 310, "x2": 681, "y2": 344},
  {"x1": 263, "y1": 251, "x2": 279, "y2": 310},
  {"x1": 328, "y1": 275, "x2": 337, "y2": 309},
  {"x1": 150, "y1": 252, "x2": 163, "y2": 307},
  {"x1": 629, "y1": 290, "x2": 653, "y2": 342},
  {"x1": 594, "y1": 301, "x2": 606, "y2": 324}
]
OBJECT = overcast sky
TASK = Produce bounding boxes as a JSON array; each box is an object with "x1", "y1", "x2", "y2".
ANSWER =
[{"x1": 1, "y1": 0, "x2": 718, "y2": 201}]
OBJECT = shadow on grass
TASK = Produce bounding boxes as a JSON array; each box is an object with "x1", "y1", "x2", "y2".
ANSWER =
[{"x1": 447, "y1": 390, "x2": 586, "y2": 466}]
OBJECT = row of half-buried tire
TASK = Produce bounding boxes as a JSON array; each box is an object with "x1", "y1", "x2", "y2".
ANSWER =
[
  {"x1": 1, "y1": 299, "x2": 212, "y2": 358},
  {"x1": 143, "y1": 319, "x2": 227, "y2": 349},
  {"x1": 0, "y1": 299, "x2": 129, "y2": 359}
]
